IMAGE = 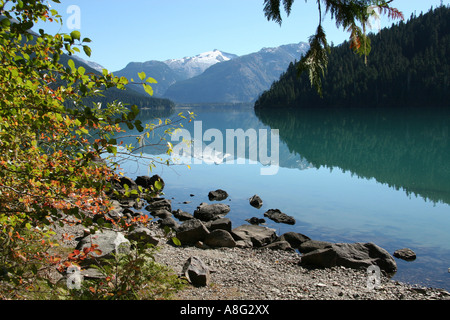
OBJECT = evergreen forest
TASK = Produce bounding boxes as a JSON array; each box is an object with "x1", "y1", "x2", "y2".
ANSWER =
[{"x1": 255, "y1": 6, "x2": 450, "y2": 109}]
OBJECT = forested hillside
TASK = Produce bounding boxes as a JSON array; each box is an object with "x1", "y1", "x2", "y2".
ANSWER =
[
  {"x1": 59, "y1": 54, "x2": 175, "y2": 110},
  {"x1": 255, "y1": 6, "x2": 450, "y2": 109}
]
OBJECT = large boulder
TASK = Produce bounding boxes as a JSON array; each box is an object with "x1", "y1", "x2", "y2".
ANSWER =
[
  {"x1": 204, "y1": 229, "x2": 236, "y2": 248},
  {"x1": 231, "y1": 224, "x2": 277, "y2": 247},
  {"x1": 176, "y1": 219, "x2": 210, "y2": 245},
  {"x1": 298, "y1": 240, "x2": 333, "y2": 254},
  {"x1": 193, "y1": 202, "x2": 230, "y2": 222},
  {"x1": 75, "y1": 230, "x2": 130, "y2": 263},
  {"x1": 264, "y1": 209, "x2": 296, "y2": 225},
  {"x1": 300, "y1": 242, "x2": 397, "y2": 275}
]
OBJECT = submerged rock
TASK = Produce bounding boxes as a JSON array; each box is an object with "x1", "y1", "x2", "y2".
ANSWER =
[
  {"x1": 245, "y1": 217, "x2": 266, "y2": 225},
  {"x1": 264, "y1": 209, "x2": 296, "y2": 225},
  {"x1": 249, "y1": 195, "x2": 263, "y2": 209},
  {"x1": 393, "y1": 248, "x2": 417, "y2": 261}
]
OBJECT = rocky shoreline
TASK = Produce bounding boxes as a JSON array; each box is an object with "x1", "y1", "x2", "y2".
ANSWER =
[{"x1": 56, "y1": 175, "x2": 450, "y2": 300}]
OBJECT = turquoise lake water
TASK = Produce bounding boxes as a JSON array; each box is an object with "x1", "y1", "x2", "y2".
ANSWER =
[{"x1": 119, "y1": 105, "x2": 450, "y2": 291}]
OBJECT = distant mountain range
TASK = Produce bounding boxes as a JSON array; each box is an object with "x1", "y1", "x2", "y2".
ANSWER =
[
  {"x1": 111, "y1": 42, "x2": 309, "y2": 104},
  {"x1": 113, "y1": 49, "x2": 238, "y2": 97}
]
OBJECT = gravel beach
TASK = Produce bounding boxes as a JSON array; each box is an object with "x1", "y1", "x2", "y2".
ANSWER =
[
  {"x1": 54, "y1": 216, "x2": 450, "y2": 301},
  {"x1": 154, "y1": 241, "x2": 450, "y2": 300}
]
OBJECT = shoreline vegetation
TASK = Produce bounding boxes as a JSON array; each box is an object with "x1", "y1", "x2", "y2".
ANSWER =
[{"x1": 54, "y1": 175, "x2": 450, "y2": 300}]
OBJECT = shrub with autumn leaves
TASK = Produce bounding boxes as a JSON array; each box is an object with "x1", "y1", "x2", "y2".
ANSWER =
[{"x1": 0, "y1": 0, "x2": 189, "y2": 299}]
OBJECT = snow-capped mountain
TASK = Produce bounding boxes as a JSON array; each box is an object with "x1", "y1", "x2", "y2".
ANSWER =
[
  {"x1": 163, "y1": 42, "x2": 310, "y2": 103},
  {"x1": 72, "y1": 55, "x2": 107, "y2": 73},
  {"x1": 163, "y1": 49, "x2": 238, "y2": 79}
]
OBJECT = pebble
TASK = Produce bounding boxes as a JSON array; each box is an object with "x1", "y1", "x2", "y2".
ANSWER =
[{"x1": 154, "y1": 242, "x2": 450, "y2": 300}]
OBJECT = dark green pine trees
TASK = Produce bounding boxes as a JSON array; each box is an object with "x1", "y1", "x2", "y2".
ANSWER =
[{"x1": 255, "y1": 5, "x2": 450, "y2": 109}]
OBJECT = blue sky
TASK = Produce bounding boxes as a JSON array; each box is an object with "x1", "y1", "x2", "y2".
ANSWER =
[{"x1": 36, "y1": 0, "x2": 449, "y2": 72}]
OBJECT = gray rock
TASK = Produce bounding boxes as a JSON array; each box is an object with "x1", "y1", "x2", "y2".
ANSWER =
[
  {"x1": 264, "y1": 209, "x2": 296, "y2": 225},
  {"x1": 204, "y1": 217, "x2": 232, "y2": 232},
  {"x1": 235, "y1": 239, "x2": 253, "y2": 248},
  {"x1": 298, "y1": 240, "x2": 333, "y2": 253},
  {"x1": 278, "y1": 232, "x2": 311, "y2": 249},
  {"x1": 158, "y1": 217, "x2": 180, "y2": 231},
  {"x1": 145, "y1": 198, "x2": 172, "y2": 213},
  {"x1": 182, "y1": 256, "x2": 210, "y2": 287},
  {"x1": 126, "y1": 227, "x2": 159, "y2": 246},
  {"x1": 245, "y1": 217, "x2": 266, "y2": 225},
  {"x1": 249, "y1": 195, "x2": 263, "y2": 209},
  {"x1": 176, "y1": 219, "x2": 210, "y2": 245},
  {"x1": 262, "y1": 241, "x2": 295, "y2": 252},
  {"x1": 173, "y1": 209, "x2": 194, "y2": 221},
  {"x1": 135, "y1": 174, "x2": 165, "y2": 192},
  {"x1": 193, "y1": 202, "x2": 230, "y2": 222},
  {"x1": 151, "y1": 209, "x2": 173, "y2": 219},
  {"x1": 300, "y1": 242, "x2": 397, "y2": 275},
  {"x1": 75, "y1": 230, "x2": 130, "y2": 263},
  {"x1": 231, "y1": 224, "x2": 277, "y2": 247},
  {"x1": 81, "y1": 268, "x2": 105, "y2": 279},
  {"x1": 204, "y1": 229, "x2": 236, "y2": 248},
  {"x1": 393, "y1": 248, "x2": 417, "y2": 261},
  {"x1": 208, "y1": 189, "x2": 228, "y2": 201}
]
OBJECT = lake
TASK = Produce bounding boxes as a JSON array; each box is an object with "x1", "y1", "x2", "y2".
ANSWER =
[{"x1": 118, "y1": 104, "x2": 450, "y2": 291}]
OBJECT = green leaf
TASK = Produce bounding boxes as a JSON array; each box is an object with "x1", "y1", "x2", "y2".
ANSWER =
[
  {"x1": 70, "y1": 30, "x2": 81, "y2": 40},
  {"x1": 138, "y1": 72, "x2": 146, "y2": 81},
  {"x1": 146, "y1": 77, "x2": 157, "y2": 84},
  {"x1": 68, "y1": 59, "x2": 76, "y2": 72},
  {"x1": 107, "y1": 145, "x2": 117, "y2": 156},
  {"x1": 135, "y1": 120, "x2": 144, "y2": 132},
  {"x1": 154, "y1": 180, "x2": 163, "y2": 191},
  {"x1": 171, "y1": 237, "x2": 181, "y2": 246},
  {"x1": 143, "y1": 84, "x2": 154, "y2": 96},
  {"x1": 83, "y1": 45, "x2": 92, "y2": 57},
  {"x1": 1, "y1": 18, "x2": 11, "y2": 28}
]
